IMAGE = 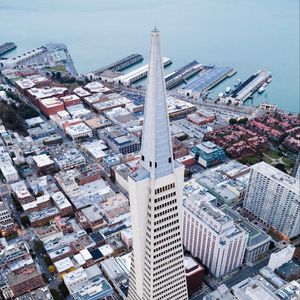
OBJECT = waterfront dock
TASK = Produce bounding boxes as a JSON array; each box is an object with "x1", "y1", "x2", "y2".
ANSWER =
[
  {"x1": 0, "y1": 42, "x2": 17, "y2": 56},
  {"x1": 114, "y1": 57, "x2": 172, "y2": 85},
  {"x1": 229, "y1": 70, "x2": 271, "y2": 103},
  {"x1": 94, "y1": 54, "x2": 143, "y2": 75},
  {"x1": 165, "y1": 60, "x2": 203, "y2": 90},
  {"x1": 179, "y1": 66, "x2": 235, "y2": 98}
]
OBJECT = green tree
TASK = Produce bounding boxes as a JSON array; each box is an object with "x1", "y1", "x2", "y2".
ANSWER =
[
  {"x1": 34, "y1": 240, "x2": 45, "y2": 253},
  {"x1": 50, "y1": 289, "x2": 62, "y2": 300},
  {"x1": 20, "y1": 216, "x2": 30, "y2": 227},
  {"x1": 44, "y1": 254, "x2": 52, "y2": 266},
  {"x1": 58, "y1": 282, "x2": 70, "y2": 297},
  {"x1": 229, "y1": 118, "x2": 238, "y2": 125},
  {"x1": 42, "y1": 273, "x2": 49, "y2": 284},
  {"x1": 238, "y1": 118, "x2": 248, "y2": 125}
]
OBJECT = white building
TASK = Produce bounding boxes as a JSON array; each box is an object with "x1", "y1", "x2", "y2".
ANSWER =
[
  {"x1": 0, "y1": 162, "x2": 19, "y2": 183},
  {"x1": 65, "y1": 123, "x2": 93, "y2": 140},
  {"x1": 183, "y1": 198, "x2": 248, "y2": 277},
  {"x1": 54, "y1": 149, "x2": 86, "y2": 170},
  {"x1": 243, "y1": 162, "x2": 300, "y2": 239},
  {"x1": 268, "y1": 245, "x2": 295, "y2": 271},
  {"x1": 127, "y1": 29, "x2": 188, "y2": 300},
  {"x1": 0, "y1": 201, "x2": 14, "y2": 230}
]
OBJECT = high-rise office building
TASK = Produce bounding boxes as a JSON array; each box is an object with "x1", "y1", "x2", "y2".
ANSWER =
[
  {"x1": 243, "y1": 162, "x2": 300, "y2": 238},
  {"x1": 127, "y1": 29, "x2": 188, "y2": 300}
]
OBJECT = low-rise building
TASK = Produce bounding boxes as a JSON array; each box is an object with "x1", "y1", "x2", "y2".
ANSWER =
[
  {"x1": 99, "y1": 126, "x2": 141, "y2": 155},
  {"x1": 53, "y1": 148, "x2": 86, "y2": 171},
  {"x1": 28, "y1": 207, "x2": 60, "y2": 226},
  {"x1": 7, "y1": 267, "x2": 44, "y2": 298},
  {"x1": 39, "y1": 97, "x2": 65, "y2": 116},
  {"x1": 100, "y1": 253, "x2": 131, "y2": 299},
  {"x1": 65, "y1": 122, "x2": 93, "y2": 140},
  {"x1": 268, "y1": 245, "x2": 295, "y2": 271},
  {"x1": 184, "y1": 256, "x2": 204, "y2": 296},
  {"x1": 84, "y1": 116, "x2": 111, "y2": 134},
  {"x1": 61, "y1": 94, "x2": 81, "y2": 107},
  {"x1": 10, "y1": 181, "x2": 35, "y2": 204},
  {"x1": 0, "y1": 201, "x2": 14, "y2": 231},
  {"x1": 231, "y1": 277, "x2": 280, "y2": 300},
  {"x1": 22, "y1": 194, "x2": 52, "y2": 213},
  {"x1": 32, "y1": 154, "x2": 55, "y2": 175},
  {"x1": 0, "y1": 162, "x2": 19, "y2": 183},
  {"x1": 77, "y1": 204, "x2": 106, "y2": 231},
  {"x1": 51, "y1": 191, "x2": 73, "y2": 216},
  {"x1": 193, "y1": 141, "x2": 226, "y2": 168},
  {"x1": 81, "y1": 140, "x2": 107, "y2": 162},
  {"x1": 63, "y1": 265, "x2": 113, "y2": 300},
  {"x1": 54, "y1": 170, "x2": 80, "y2": 197},
  {"x1": 75, "y1": 164, "x2": 102, "y2": 185}
]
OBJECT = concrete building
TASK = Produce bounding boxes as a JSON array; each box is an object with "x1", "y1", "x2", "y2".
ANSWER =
[
  {"x1": 98, "y1": 125, "x2": 141, "y2": 155},
  {"x1": 101, "y1": 253, "x2": 131, "y2": 299},
  {"x1": 51, "y1": 191, "x2": 73, "y2": 216},
  {"x1": 243, "y1": 162, "x2": 300, "y2": 238},
  {"x1": 21, "y1": 194, "x2": 52, "y2": 213},
  {"x1": 54, "y1": 170, "x2": 80, "y2": 197},
  {"x1": 184, "y1": 256, "x2": 204, "y2": 296},
  {"x1": 65, "y1": 122, "x2": 93, "y2": 140},
  {"x1": 10, "y1": 181, "x2": 35, "y2": 204},
  {"x1": 63, "y1": 265, "x2": 113, "y2": 300},
  {"x1": 39, "y1": 97, "x2": 65, "y2": 116},
  {"x1": 220, "y1": 206, "x2": 271, "y2": 263},
  {"x1": 193, "y1": 141, "x2": 226, "y2": 168},
  {"x1": 61, "y1": 94, "x2": 81, "y2": 107},
  {"x1": 203, "y1": 284, "x2": 235, "y2": 300},
  {"x1": 53, "y1": 148, "x2": 86, "y2": 171},
  {"x1": 7, "y1": 267, "x2": 44, "y2": 297},
  {"x1": 268, "y1": 245, "x2": 295, "y2": 271},
  {"x1": 183, "y1": 198, "x2": 248, "y2": 278},
  {"x1": 32, "y1": 154, "x2": 55, "y2": 175},
  {"x1": 0, "y1": 162, "x2": 19, "y2": 183},
  {"x1": 28, "y1": 207, "x2": 60, "y2": 227},
  {"x1": 84, "y1": 116, "x2": 111, "y2": 134},
  {"x1": 231, "y1": 277, "x2": 280, "y2": 300},
  {"x1": 0, "y1": 201, "x2": 14, "y2": 230},
  {"x1": 127, "y1": 29, "x2": 188, "y2": 300}
]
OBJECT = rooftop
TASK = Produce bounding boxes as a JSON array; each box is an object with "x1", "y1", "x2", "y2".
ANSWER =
[{"x1": 252, "y1": 162, "x2": 299, "y2": 191}]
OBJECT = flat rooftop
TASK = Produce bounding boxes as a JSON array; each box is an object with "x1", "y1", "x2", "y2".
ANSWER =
[{"x1": 182, "y1": 66, "x2": 234, "y2": 93}]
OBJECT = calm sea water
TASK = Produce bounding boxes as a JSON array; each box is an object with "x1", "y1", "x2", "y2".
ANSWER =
[{"x1": 0, "y1": 0, "x2": 299, "y2": 112}]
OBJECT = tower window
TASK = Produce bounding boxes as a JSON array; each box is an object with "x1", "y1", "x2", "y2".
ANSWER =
[
  {"x1": 155, "y1": 162, "x2": 157, "y2": 168},
  {"x1": 149, "y1": 161, "x2": 152, "y2": 167},
  {"x1": 168, "y1": 157, "x2": 171, "y2": 163},
  {"x1": 142, "y1": 155, "x2": 145, "y2": 161}
]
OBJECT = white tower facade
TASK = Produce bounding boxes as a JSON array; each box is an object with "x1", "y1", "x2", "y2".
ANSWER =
[
  {"x1": 243, "y1": 162, "x2": 300, "y2": 238},
  {"x1": 127, "y1": 29, "x2": 188, "y2": 300}
]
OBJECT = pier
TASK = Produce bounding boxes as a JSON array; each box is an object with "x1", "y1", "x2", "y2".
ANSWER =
[
  {"x1": 229, "y1": 70, "x2": 271, "y2": 102},
  {"x1": 114, "y1": 57, "x2": 172, "y2": 85},
  {"x1": 165, "y1": 60, "x2": 203, "y2": 90},
  {"x1": 179, "y1": 66, "x2": 235, "y2": 98},
  {"x1": 0, "y1": 42, "x2": 17, "y2": 56},
  {"x1": 94, "y1": 54, "x2": 143, "y2": 75}
]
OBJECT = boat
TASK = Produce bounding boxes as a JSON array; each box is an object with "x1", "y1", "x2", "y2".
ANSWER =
[
  {"x1": 258, "y1": 86, "x2": 265, "y2": 93},
  {"x1": 267, "y1": 76, "x2": 272, "y2": 83},
  {"x1": 234, "y1": 79, "x2": 241, "y2": 87},
  {"x1": 225, "y1": 86, "x2": 231, "y2": 93},
  {"x1": 218, "y1": 92, "x2": 224, "y2": 98}
]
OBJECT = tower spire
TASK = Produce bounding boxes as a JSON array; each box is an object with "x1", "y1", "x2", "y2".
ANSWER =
[{"x1": 140, "y1": 29, "x2": 173, "y2": 179}]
